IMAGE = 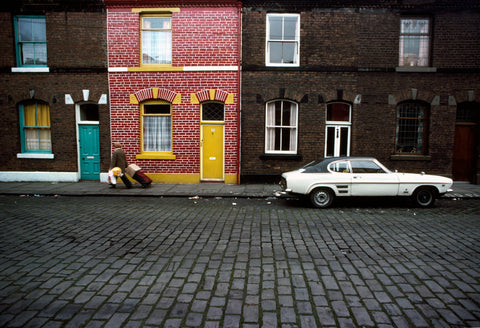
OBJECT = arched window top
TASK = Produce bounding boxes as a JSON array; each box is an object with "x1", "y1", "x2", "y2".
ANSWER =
[
  {"x1": 396, "y1": 100, "x2": 430, "y2": 119},
  {"x1": 201, "y1": 101, "x2": 224, "y2": 122},
  {"x1": 326, "y1": 102, "x2": 351, "y2": 123}
]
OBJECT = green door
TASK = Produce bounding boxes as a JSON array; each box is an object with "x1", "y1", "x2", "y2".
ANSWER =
[{"x1": 79, "y1": 125, "x2": 100, "y2": 180}]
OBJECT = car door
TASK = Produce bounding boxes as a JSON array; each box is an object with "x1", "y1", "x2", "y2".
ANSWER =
[{"x1": 350, "y1": 160, "x2": 399, "y2": 196}]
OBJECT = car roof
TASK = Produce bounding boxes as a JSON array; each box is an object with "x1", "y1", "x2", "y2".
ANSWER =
[{"x1": 304, "y1": 157, "x2": 377, "y2": 173}]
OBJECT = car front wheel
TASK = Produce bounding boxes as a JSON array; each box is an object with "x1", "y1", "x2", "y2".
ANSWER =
[
  {"x1": 413, "y1": 187, "x2": 436, "y2": 208},
  {"x1": 309, "y1": 188, "x2": 334, "y2": 208}
]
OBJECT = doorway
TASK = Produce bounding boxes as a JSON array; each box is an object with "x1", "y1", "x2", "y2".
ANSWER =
[
  {"x1": 325, "y1": 102, "x2": 351, "y2": 157},
  {"x1": 200, "y1": 102, "x2": 225, "y2": 181},
  {"x1": 77, "y1": 103, "x2": 100, "y2": 180},
  {"x1": 452, "y1": 102, "x2": 479, "y2": 182}
]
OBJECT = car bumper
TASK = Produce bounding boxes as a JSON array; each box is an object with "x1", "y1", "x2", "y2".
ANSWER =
[{"x1": 274, "y1": 189, "x2": 297, "y2": 198}]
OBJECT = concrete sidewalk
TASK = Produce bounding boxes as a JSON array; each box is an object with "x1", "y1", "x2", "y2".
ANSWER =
[{"x1": 0, "y1": 181, "x2": 479, "y2": 199}]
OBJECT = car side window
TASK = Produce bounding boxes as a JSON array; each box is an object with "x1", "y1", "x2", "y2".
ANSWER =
[
  {"x1": 329, "y1": 161, "x2": 350, "y2": 173},
  {"x1": 351, "y1": 161, "x2": 386, "y2": 173}
]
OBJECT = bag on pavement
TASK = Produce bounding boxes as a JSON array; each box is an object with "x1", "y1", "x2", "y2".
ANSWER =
[
  {"x1": 126, "y1": 164, "x2": 141, "y2": 177},
  {"x1": 108, "y1": 169, "x2": 117, "y2": 185}
]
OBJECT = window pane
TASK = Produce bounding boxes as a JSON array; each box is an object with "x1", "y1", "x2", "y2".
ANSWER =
[
  {"x1": 34, "y1": 44, "x2": 47, "y2": 65},
  {"x1": 143, "y1": 116, "x2": 171, "y2": 152},
  {"x1": 144, "y1": 104, "x2": 170, "y2": 114},
  {"x1": 269, "y1": 16, "x2": 282, "y2": 40},
  {"x1": 32, "y1": 18, "x2": 46, "y2": 41},
  {"x1": 18, "y1": 18, "x2": 33, "y2": 41},
  {"x1": 274, "y1": 101, "x2": 282, "y2": 125},
  {"x1": 351, "y1": 161, "x2": 384, "y2": 173},
  {"x1": 142, "y1": 30, "x2": 171, "y2": 64},
  {"x1": 274, "y1": 127, "x2": 281, "y2": 150},
  {"x1": 282, "y1": 42, "x2": 295, "y2": 64},
  {"x1": 202, "y1": 103, "x2": 224, "y2": 121},
  {"x1": 282, "y1": 103, "x2": 291, "y2": 126},
  {"x1": 80, "y1": 104, "x2": 99, "y2": 121},
  {"x1": 281, "y1": 128, "x2": 291, "y2": 151},
  {"x1": 340, "y1": 127, "x2": 349, "y2": 156},
  {"x1": 326, "y1": 126, "x2": 335, "y2": 157},
  {"x1": 327, "y1": 103, "x2": 350, "y2": 122},
  {"x1": 21, "y1": 43, "x2": 34, "y2": 65},
  {"x1": 330, "y1": 162, "x2": 349, "y2": 173},
  {"x1": 143, "y1": 17, "x2": 170, "y2": 29},
  {"x1": 401, "y1": 19, "x2": 429, "y2": 34},
  {"x1": 284, "y1": 17, "x2": 297, "y2": 40},
  {"x1": 269, "y1": 42, "x2": 282, "y2": 63}
]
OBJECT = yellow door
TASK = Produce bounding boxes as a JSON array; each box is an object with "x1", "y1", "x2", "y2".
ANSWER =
[{"x1": 201, "y1": 124, "x2": 224, "y2": 180}]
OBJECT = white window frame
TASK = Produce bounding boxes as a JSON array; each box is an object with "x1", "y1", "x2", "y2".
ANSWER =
[
  {"x1": 265, "y1": 100, "x2": 298, "y2": 154},
  {"x1": 266, "y1": 13, "x2": 300, "y2": 67},
  {"x1": 141, "y1": 14, "x2": 172, "y2": 66},
  {"x1": 399, "y1": 18, "x2": 430, "y2": 67}
]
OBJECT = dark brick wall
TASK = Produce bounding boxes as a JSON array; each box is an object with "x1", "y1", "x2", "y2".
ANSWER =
[
  {"x1": 0, "y1": 4, "x2": 109, "y2": 174},
  {"x1": 47, "y1": 12, "x2": 107, "y2": 69},
  {"x1": 241, "y1": 2, "x2": 480, "y2": 182}
]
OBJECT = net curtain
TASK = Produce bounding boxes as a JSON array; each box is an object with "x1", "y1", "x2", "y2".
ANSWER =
[{"x1": 143, "y1": 116, "x2": 171, "y2": 152}]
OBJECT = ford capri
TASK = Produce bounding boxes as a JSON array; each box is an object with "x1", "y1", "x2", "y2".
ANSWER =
[{"x1": 276, "y1": 157, "x2": 453, "y2": 208}]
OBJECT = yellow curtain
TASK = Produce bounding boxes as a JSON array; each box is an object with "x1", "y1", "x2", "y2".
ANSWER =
[
  {"x1": 24, "y1": 104, "x2": 37, "y2": 126},
  {"x1": 37, "y1": 103, "x2": 50, "y2": 126},
  {"x1": 24, "y1": 103, "x2": 50, "y2": 126}
]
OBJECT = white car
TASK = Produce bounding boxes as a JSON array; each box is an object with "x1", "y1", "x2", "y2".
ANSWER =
[{"x1": 276, "y1": 157, "x2": 453, "y2": 208}]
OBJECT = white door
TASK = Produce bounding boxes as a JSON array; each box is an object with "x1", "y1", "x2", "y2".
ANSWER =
[
  {"x1": 325, "y1": 125, "x2": 350, "y2": 157},
  {"x1": 349, "y1": 160, "x2": 399, "y2": 196}
]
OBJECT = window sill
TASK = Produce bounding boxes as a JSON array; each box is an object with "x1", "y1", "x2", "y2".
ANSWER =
[
  {"x1": 12, "y1": 67, "x2": 50, "y2": 73},
  {"x1": 265, "y1": 63, "x2": 300, "y2": 68},
  {"x1": 260, "y1": 154, "x2": 302, "y2": 161},
  {"x1": 395, "y1": 66, "x2": 437, "y2": 73},
  {"x1": 17, "y1": 153, "x2": 54, "y2": 159},
  {"x1": 128, "y1": 66, "x2": 182, "y2": 72},
  {"x1": 136, "y1": 153, "x2": 176, "y2": 160},
  {"x1": 390, "y1": 155, "x2": 431, "y2": 161}
]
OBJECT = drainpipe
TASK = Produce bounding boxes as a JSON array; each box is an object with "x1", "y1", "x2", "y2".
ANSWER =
[{"x1": 236, "y1": 1, "x2": 242, "y2": 184}]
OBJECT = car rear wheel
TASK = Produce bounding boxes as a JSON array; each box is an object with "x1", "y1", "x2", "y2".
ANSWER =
[
  {"x1": 413, "y1": 187, "x2": 436, "y2": 208},
  {"x1": 310, "y1": 188, "x2": 334, "y2": 208}
]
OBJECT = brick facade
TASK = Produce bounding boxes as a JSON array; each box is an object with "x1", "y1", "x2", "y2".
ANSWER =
[
  {"x1": 241, "y1": 0, "x2": 480, "y2": 183},
  {"x1": 106, "y1": 1, "x2": 241, "y2": 183},
  {"x1": 0, "y1": 1, "x2": 109, "y2": 182}
]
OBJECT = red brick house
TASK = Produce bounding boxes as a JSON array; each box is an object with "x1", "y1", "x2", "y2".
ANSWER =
[
  {"x1": 0, "y1": 0, "x2": 109, "y2": 182},
  {"x1": 240, "y1": 0, "x2": 480, "y2": 183},
  {"x1": 105, "y1": 0, "x2": 241, "y2": 184}
]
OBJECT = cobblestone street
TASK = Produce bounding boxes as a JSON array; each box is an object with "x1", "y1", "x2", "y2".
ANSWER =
[{"x1": 0, "y1": 195, "x2": 479, "y2": 327}]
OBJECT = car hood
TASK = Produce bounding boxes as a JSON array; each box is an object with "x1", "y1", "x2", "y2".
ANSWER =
[{"x1": 395, "y1": 172, "x2": 453, "y2": 184}]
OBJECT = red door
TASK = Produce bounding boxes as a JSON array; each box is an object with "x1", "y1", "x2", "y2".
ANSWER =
[{"x1": 452, "y1": 123, "x2": 476, "y2": 181}]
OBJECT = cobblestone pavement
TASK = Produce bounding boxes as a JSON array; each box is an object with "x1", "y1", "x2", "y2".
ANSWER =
[{"x1": 0, "y1": 195, "x2": 479, "y2": 328}]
